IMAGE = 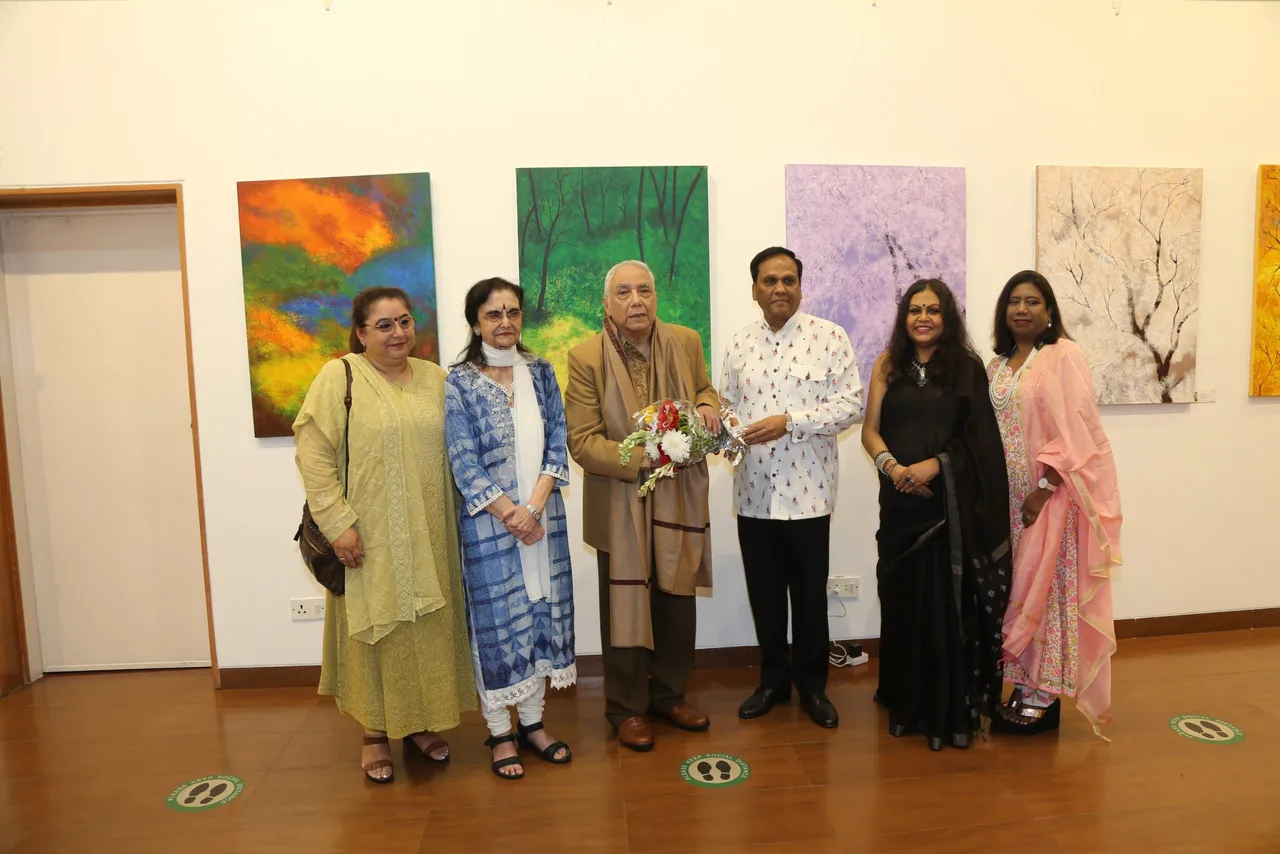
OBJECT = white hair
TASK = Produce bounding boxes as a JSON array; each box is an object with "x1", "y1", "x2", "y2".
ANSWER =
[{"x1": 603, "y1": 260, "x2": 654, "y2": 298}]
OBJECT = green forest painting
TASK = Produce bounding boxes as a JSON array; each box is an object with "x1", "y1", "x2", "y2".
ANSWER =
[{"x1": 515, "y1": 166, "x2": 711, "y2": 382}]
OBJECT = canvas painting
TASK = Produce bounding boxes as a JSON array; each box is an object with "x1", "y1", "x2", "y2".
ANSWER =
[
  {"x1": 1250, "y1": 165, "x2": 1280, "y2": 396},
  {"x1": 1036, "y1": 165, "x2": 1202, "y2": 404},
  {"x1": 784, "y1": 164, "x2": 966, "y2": 395},
  {"x1": 237, "y1": 173, "x2": 439, "y2": 437},
  {"x1": 515, "y1": 166, "x2": 711, "y2": 383}
]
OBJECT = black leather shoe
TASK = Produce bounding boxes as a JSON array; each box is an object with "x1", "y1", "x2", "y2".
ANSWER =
[
  {"x1": 738, "y1": 687, "x2": 789, "y2": 719},
  {"x1": 802, "y1": 693, "x2": 839, "y2": 728}
]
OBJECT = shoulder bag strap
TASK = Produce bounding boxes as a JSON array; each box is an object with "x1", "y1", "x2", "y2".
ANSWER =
[{"x1": 342, "y1": 357, "x2": 353, "y2": 498}]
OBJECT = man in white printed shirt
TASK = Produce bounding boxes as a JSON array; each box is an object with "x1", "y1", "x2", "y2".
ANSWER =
[{"x1": 719, "y1": 247, "x2": 864, "y2": 728}]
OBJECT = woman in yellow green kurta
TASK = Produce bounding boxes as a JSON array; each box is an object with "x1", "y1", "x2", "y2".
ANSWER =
[{"x1": 293, "y1": 286, "x2": 475, "y2": 783}]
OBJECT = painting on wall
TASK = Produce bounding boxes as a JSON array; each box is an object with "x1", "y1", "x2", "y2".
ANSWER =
[
  {"x1": 237, "y1": 173, "x2": 439, "y2": 437},
  {"x1": 515, "y1": 166, "x2": 711, "y2": 383},
  {"x1": 1250, "y1": 166, "x2": 1280, "y2": 397},
  {"x1": 1036, "y1": 165, "x2": 1202, "y2": 404},
  {"x1": 784, "y1": 164, "x2": 966, "y2": 395}
]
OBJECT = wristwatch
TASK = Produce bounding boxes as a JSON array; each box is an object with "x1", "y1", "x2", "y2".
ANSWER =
[
  {"x1": 526, "y1": 503, "x2": 542, "y2": 521},
  {"x1": 784, "y1": 413, "x2": 794, "y2": 433},
  {"x1": 1037, "y1": 477, "x2": 1057, "y2": 493}
]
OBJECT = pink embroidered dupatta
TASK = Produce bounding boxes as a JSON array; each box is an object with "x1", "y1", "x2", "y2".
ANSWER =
[{"x1": 1003, "y1": 340, "x2": 1123, "y2": 731}]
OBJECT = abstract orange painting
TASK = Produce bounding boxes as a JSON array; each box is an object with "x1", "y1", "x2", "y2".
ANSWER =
[
  {"x1": 237, "y1": 173, "x2": 438, "y2": 436},
  {"x1": 1251, "y1": 166, "x2": 1280, "y2": 396}
]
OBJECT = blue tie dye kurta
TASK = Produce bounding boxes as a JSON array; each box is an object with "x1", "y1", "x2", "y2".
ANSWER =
[{"x1": 443, "y1": 359, "x2": 576, "y2": 706}]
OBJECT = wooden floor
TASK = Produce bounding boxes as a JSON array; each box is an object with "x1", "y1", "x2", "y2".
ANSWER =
[{"x1": 1, "y1": 630, "x2": 1279, "y2": 853}]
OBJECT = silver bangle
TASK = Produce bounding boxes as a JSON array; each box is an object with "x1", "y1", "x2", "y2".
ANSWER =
[{"x1": 874, "y1": 450, "x2": 896, "y2": 476}]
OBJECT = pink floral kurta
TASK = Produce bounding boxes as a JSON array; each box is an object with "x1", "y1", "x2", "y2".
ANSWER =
[
  {"x1": 988, "y1": 363, "x2": 1081, "y2": 698},
  {"x1": 987, "y1": 340, "x2": 1123, "y2": 731}
]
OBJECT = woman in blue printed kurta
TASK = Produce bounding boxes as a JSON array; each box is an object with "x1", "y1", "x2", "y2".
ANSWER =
[{"x1": 444, "y1": 278, "x2": 576, "y2": 781}]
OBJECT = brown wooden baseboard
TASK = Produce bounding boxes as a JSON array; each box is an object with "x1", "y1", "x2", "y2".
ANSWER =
[
  {"x1": 219, "y1": 665, "x2": 322, "y2": 690},
  {"x1": 1115, "y1": 607, "x2": 1280, "y2": 639},
  {"x1": 215, "y1": 609, "x2": 1280, "y2": 689},
  {"x1": 214, "y1": 640, "x2": 874, "y2": 688},
  {"x1": 215, "y1": 641, "x2": 872, "y2": 688}
]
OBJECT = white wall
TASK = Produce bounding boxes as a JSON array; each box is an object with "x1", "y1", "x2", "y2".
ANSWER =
[{"x1": 1, "y1": 0, "x2": 1277, "y2": 669}]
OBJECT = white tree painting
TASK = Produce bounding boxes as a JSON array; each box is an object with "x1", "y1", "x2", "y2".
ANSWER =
[{"x1": 1036, "y1": 165, "x2": 1202, "y2": 404}]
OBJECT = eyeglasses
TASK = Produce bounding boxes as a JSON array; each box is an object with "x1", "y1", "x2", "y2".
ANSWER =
[
  {"x1": 364, "y1": 315, "x2": 415, "y2": 334},
  {"x1": 481, "y1": 308, "x2": 523, "y2": 323}
]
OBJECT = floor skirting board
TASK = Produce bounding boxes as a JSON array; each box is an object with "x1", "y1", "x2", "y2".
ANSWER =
[{"x1": 215, "y1": 606, "x2": 1280, "y2": 689}]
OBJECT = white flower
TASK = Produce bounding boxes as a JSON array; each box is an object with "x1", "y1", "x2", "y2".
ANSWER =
[
  {"x1": 645, "y1": 437, "x2": 662, "y2": 461},
  {"x1": 660, "y1": 430, "x2": 692, "y2": 464}
]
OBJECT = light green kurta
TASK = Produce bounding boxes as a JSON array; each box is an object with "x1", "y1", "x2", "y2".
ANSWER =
[{"x1": 294, "y1": 355, "x2": 475, "y2": 737}]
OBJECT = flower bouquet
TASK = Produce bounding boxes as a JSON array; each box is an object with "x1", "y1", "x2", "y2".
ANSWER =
[{"x1": 618, "y1": 399, "x2": 748, "y2": 497}]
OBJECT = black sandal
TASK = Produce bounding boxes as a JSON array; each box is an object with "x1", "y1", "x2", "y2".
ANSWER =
[
  {"x1": 517, "y1": 721, "x2": 572, "y2": 764},
  {"x1": 361, "y1": 735, "x2": 395, "y2": 784},
  {"x1": 992, "y1": 695, "x2": 1062, "y2": 735},
  {"x1": 484, "y1": 733, "x2": 524, "y2": 780}
]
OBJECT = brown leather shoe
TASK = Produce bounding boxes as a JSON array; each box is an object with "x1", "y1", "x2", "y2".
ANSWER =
[
  {"x1": 656, "y1": 701, "x2": 711, "y2": 732},
  {"x1": 617, "y1": 716, "x2": 654, "y2": 752}
]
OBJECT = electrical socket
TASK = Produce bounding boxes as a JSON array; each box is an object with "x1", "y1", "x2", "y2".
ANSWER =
[
  {"x1": 290, "y1": 598, "x2": 326, "y2": 622},
  {"x1": 826, "y1": 576, "x2": 860, "y2": 598}
]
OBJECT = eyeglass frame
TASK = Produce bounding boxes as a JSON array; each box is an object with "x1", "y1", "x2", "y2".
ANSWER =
[{"x1": 362, "y1": 314, "x2": 416, "y2": 334}]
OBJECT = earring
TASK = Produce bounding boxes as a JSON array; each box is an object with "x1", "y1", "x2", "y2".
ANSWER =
[{"x1": 1048, "y1": 320, "x2": 1053, "y2": 328}]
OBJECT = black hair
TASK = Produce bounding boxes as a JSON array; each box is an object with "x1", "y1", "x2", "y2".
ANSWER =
[
  {"x1": 884, "y1": 278, "x2": 974, "y2": 387},
  {"x1": 749, "y1": 246, "x2": 803, "y2": 283},
  {"x1": 349, "y1": 286, "x2": 413, "y2": 354},
  {"x1": 991, "y1": 270, "x2": 1072, "y2": 356},
  {"x1": 451, "y1": 277, "x2": 534, "y2": 368}
]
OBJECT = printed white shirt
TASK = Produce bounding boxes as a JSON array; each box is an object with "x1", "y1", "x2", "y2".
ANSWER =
[{"x1": 719, "y1": 312, "x2": 864, "y2": 520}]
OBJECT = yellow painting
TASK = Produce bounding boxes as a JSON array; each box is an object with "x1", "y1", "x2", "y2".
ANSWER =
[{"x1": 1251, "y1": 166, "x2": 1280, "y2": 396}]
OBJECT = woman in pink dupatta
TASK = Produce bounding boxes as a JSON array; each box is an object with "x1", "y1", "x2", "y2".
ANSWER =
[{"x1": 986, "y1": 271, "x2": 1123, "y2": 737}]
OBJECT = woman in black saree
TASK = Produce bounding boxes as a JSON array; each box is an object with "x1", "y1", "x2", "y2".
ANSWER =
[{"x1": 862, "y1": 279, "x2": 1012, "y2": 751}]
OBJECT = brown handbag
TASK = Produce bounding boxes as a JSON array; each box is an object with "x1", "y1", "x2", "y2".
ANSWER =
[{"x1": 293, "y1": 358, "x2": 353, "y2": 596}]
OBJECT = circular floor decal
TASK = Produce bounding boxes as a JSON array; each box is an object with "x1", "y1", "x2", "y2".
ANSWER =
[
  {"x1": 679, "y1": 753, "x2": 751, "y2": 789},
  {"x1": 1169, "y1": 715, "x2": 1244, "y2": 744},
  {"x1": 165, "y1": 775, "x2": 245, "y2": 812}
]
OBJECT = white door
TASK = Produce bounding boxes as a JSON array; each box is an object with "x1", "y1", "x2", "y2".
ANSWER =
[{"x1": 0, "y1": 209, "x2": 210, "y2": 671}]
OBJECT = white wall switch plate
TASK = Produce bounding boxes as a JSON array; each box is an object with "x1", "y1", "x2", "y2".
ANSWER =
[
  {"x1": 290, "y1": 598, "x2": 326, "y2": 621},
  {"x1": 826, "y1": 576, "x2": 860, "y2": 598}
]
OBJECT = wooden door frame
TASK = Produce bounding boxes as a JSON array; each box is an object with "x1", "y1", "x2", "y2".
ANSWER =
[
  {"x1": 0, "y1": 382, "x2": 26, "y2": 697},
  {"x1": 0, "y1": 183, "x2": 220, "y2": 689}
]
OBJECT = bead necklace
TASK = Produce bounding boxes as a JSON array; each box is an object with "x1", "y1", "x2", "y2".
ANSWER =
[{"x1": 990, "y1": 346, "x2": 1039, "y2": 411}]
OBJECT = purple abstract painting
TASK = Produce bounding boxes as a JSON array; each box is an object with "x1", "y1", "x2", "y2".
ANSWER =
[{"x1": 785, "y1": 165, "x2": 966, "y2": 395}]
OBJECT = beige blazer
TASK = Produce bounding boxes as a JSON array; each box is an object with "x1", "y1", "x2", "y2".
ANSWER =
[{"x1": 565, "y1": 324, "x2": 719, "y2": 552}]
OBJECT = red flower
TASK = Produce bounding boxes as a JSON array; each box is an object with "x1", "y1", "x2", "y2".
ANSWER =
[{"x1": 655, "y1": 400, "x2": 680, "y2": 433}]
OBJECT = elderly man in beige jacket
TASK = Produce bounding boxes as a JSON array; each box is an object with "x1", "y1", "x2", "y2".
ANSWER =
[{"x1": 565, "y1": 260, "x2": 720, "y2": 752}]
